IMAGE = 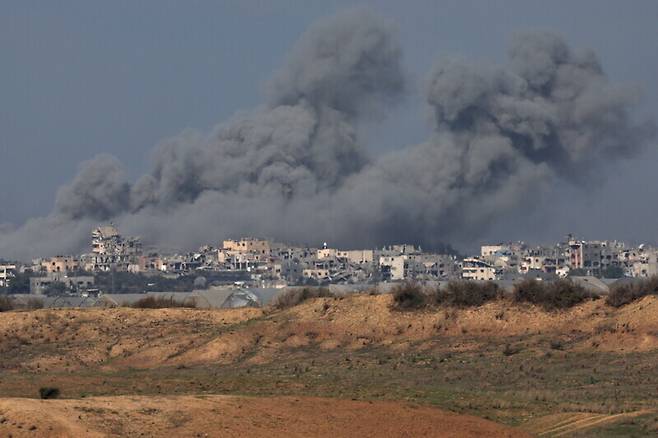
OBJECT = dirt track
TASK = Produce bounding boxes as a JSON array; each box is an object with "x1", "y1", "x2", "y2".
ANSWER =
[
  {"x1": 0, "y1": 395, "x2": 531, "y2": 437},
  {"x1": 522, "y1": 410, "x2": 657, "y2": 437}
]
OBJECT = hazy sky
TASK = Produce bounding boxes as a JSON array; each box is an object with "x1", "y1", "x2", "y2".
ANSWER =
[{"x1": 1, "y1": 0, "x2": 657, "y2": 249}]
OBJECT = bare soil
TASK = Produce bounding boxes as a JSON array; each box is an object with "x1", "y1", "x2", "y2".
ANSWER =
[
  {"x1": 0, "y1": 395, "x2": 530, "y2": 438},
  {"x1": 1, "y1": 294, "x2": 657, "y2": 436}
]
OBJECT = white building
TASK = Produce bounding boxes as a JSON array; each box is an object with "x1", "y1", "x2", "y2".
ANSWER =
[
  {"x1": 461, "y1": 258, "x2": 497, "y2": 281},
  {"x1": 379, "y1": 255, "x2": 406, "y2": 281},
  {"x1": 0, "y1": 264, "x2": 16, "y2": 288}
]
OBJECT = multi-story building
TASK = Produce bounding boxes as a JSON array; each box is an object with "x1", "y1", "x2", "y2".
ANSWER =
[
  {"x1": 86, "y1": 225, "x2": 142, "y2": 271},
  {"x1": 461, "y1": 258, "x2": 497, "y2": 281},
  {"x1": 379, "y1": 255, "x2": 406, "y2": 281},
  {"x1": 0, "y1": 264, "x2": 16, "y2": 288},
  {"x1": 222, "y1": 238, "x2": 270, "y2": 255},
  {"x1": 40, "y1": 256, "x2": 80, "y2": 274},
  {"x1": 631, "y1": 250, "x2": 658, "y2": 278},
  {"x1": 568, "y1": 240, "x2": 603, "y2": 272}
]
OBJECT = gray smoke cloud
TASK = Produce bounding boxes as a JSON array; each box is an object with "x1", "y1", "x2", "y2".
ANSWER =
[
  {"x1": 0, "y1": 11, "x2": 654, "y2": 260},
  {"x1": 55, "y1": 154, "x2": 131, "y2": 220}
]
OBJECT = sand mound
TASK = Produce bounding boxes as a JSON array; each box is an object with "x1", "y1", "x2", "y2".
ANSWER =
[
  {"x1": 0, "y1": 294, "x2": 656, "y2": 373},
  {"x1": 0, "y1": 395, "x2": 529, "y2": 437}
]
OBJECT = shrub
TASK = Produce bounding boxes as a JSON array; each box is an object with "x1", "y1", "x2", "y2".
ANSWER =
[
  {"x1": 502, "y1": 344, "x2": 522, "y2": 356},
  {"x1": 550, "y1": 340, "x2": 564, "y2": 350},
  {"x1": 39, "y1": 387, "x2": 60, "y2": 399},
  {"x1": 0, "y1": 296, "x2": 14, "y2": 312},
  {"x1": 391, "y1": 282, "x2": 427, "y2": 310},
  {"x1": 606, "y1": 276, "x2": 658, "y2": 307},
  {"x1": 273, "y1": 287, "x2": 334, "y2": 310},
  {"x1": 130, "y1": 295, "x2": 197, "y2": 309},
  {"x1": 431, "y1": 281, "x2": 502, "y2": 307},
  {"x1": 513, "y1": 279, "x2": 597, "y2": 310}
]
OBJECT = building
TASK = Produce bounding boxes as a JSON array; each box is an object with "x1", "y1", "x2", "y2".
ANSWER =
[
  {"x1": 30, "y1": 273, "x2": 95, "y2": 295},
  {"x1": 303, "y1": 268, "x2": 330, "y2": 282},
  {"x1": 379, "y1": 255, "x2": 406, "y2": 281},
  {"x1": 481, "y1": 244, "x2": 509, "y2": 258},
  {"x1": 461, "y1": 258, "x2": 497, "y2": 281},
  {"x1": 336, "y1": 250, "x2": 374, "y2": 265},
  {"x1": 87, "y1": 225, "x2": 142, "y2": 271},
  {"x1": 0, "y1": 264, "x2": 16, "y2": 288},
  {"x1": 40, "y1": 256, "x2": 80, "y2": 274},
  {"x1": 317, "y1": 248, "x2": 337, "y2": 259},
  {"x1": 631, "y1": 252, "x2": 658, "y2": 278},
  {"x1": 222, "y1": 238, "x2": 270, "y2": 255},
  {"x1": 568, "y1": 240, "x2": 602, "y2": 273}
]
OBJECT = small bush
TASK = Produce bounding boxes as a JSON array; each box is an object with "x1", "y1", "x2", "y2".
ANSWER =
[
  {"x1": 0, "y1": 296, "x2": 13, "y2": 312},
  {"x1": 502, "y1": 344, "x2": 522, "y2": 356},
  {"x1": 391, "y1": 282, "x2": 427, "y2": 310},
  {"x1": 606, "y1": 276, "x2": 658, "y2": 307},
  {"x1": 550, "y1": 340, "x2": 564, "y2": 350},
  {"x1": 273, "y1": 287, "x2": 334, "y2": 310},
  {"x1": 513, "y1": 279, "x2": 597, "y2": 310},
  {"x1": 39, "y1": 387, "x2": 60, "y2": 399},
  {"x1": 130, "y1": 295, "x2": 197, "y2": 309},
  {"x1": 431, "y1": 281, "x2": 502, "y2": 307}
]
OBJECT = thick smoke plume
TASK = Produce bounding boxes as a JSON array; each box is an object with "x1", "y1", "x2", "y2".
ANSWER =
[{"x1": 0, "y1": 11, "x2": 654, "y2": 260}]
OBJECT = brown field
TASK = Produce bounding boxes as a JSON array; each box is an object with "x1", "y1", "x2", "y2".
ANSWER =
[
  {"x1": 1, "y1": 293, "x2": 657, "y2": 436},
  {"x1": 0, "y1": 395, "x2": 529, "y2": 438}
]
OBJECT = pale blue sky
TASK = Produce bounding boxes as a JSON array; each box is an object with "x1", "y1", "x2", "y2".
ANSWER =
[{"x1": 2, "y1": 0, "x2": 657, "y2": 245}]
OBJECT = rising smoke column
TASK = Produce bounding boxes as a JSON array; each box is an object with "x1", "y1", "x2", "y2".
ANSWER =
[
  {"x1": 128, "y1": 8, "x2": 405, "y2": 211},
  {"x1": 0, "y1": 12, "x2": 654, "y2": 260},
  {"x1": 326, "y1": 30, "x2": 655, "y2": 248}
]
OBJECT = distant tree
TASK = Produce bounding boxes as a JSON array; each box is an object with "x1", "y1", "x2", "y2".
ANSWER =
[{"x1": 601, "y1": 266, "x2": 624, "y2": 279}]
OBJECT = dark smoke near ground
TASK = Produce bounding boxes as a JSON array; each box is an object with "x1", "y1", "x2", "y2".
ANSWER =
[{"x1": 0, "y1": 10, "x2": 654, "y2": 260}]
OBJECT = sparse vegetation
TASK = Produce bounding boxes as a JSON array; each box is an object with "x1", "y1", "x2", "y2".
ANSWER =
[
  {"x1": 431, "y1": 281, "x2": 502, "y2": 307},
  {"x1": 0, "y1": 291, "x2": 656, "y2": 437},
  {"x1": 391, "y1": 282, "x2": 427, "y2": 310},
  {"x1": 392, "y1": 281, "x2": 502, "y2": 310},
  {"x1": 273, "y1": 287, "x2": 335, "y2": 310},
  {"x1": 130, "y1": 295, "x2": 197, "y2": 309},
  {"x1": 606, "y1": 276, "x2": 658, "y2": 307},
  {"x1": 39, "y1": 387, "x2": 60, "y2": 399},
  {"x1": 513, "y1": 278, "x2": 597, "y2": 310},
  {"x1": 502, "y1": 343, "x2": 522, "y2": 356}
]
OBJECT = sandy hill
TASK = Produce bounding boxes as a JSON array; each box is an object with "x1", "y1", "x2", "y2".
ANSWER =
[{"x1": 0, "y1": 294, "x2": 656, "y2": 373}]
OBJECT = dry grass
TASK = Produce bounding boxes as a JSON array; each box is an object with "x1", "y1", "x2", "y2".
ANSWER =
[{"x1": 272, "y1": 287, "x2": 335, "y2": 310}]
